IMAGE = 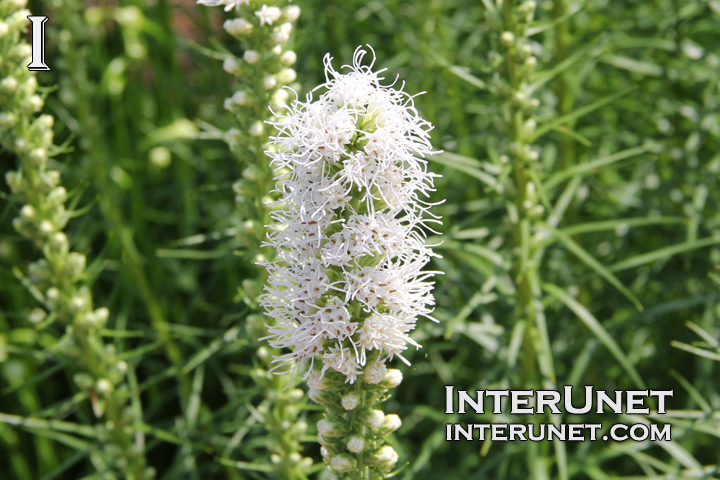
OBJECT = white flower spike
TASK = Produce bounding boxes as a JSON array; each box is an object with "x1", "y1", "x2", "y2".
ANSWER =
[{"x1": 260, "y1": 46, "x2": 442, "y2": 384}]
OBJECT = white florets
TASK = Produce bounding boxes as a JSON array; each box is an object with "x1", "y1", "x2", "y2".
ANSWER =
[
  {"x1": 260, "y1": 47, "x2": 441, "y2": 384},
  {"x1": 197, "y1": 0, "x2": 250, "y2": 12}
]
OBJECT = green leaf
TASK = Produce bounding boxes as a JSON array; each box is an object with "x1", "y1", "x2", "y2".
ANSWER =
[
  {"x1": 671, "y1": 341, "x2": 720, "y2": 362},
  {"x1": 544, "y1": 145, "x2": 649, "y2": 190},
  {"x1": 437, "y1": 239, "x2": 505, "y2": 267},
  {"x1": 531, "y1": 89, "x2": 632, "y2": 142},
  {"x1": 608, "y1": 237, "x2": 720, "y2": 272},
  {"x1": 429, "y1": 153, "x2": 498, "y2": 187},
  {"x1": 560, "y1": 216, "x2": 688, "y2": 236},
  {"x1": 427, "y1": 50, "x2": 486, "y2": 90},
  {"x1": 539, "y1": 222, "x2": 643, "y2": 311},
  {"x1": 601, "y1": 54, "x2": 663, "y2": 76},
  {"x1": 542, "y1": 283, "x2": 646, "y2": 389}
]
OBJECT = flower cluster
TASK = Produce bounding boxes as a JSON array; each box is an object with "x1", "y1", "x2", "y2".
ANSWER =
[{"x1": 261, "y1": 47, "x2": 441, "y2": 384}]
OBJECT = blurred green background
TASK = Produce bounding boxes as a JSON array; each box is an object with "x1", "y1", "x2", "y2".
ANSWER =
[{"x1": 1, "y1": 0, "x2": 719, "y2": 478}]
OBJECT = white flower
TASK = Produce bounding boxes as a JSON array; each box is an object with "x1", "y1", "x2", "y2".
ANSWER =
[
  {"x1": 260, "y1": 47, "x2": 441, "y2": 384},
  {"x1": 255, "y1": 4, "x2": 282, "y2": 26},
  {"x1": 197, "y1": 0, "x2": 249, "y2": 12}
]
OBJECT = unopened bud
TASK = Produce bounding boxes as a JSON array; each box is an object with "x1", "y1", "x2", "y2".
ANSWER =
[
  {"x1": 501, "y1": 31, "x2": 515, "y2": 46},
  {"x1": 223, "y1": 57, "x2": 240, "y2": 74},
  {"x1": 263, "y1": 76, "x2": 277, "y2": 90},
  {"x1": 381, "y1": 369, "x2": 403, "y2": 388},
  {"x1": 317, "y1": 418, "x2": 345, "y2": 437},
  {"x1": 364, "y1": 361, "x2": 387, "y2": 384},
  {"x1": 280, "y1": 50, "x2": 297, "y2": 66},
  {"x1": 96, "y1": 378, "x2": 113, "y2": 395},
  {"x1": 346, "y1": 435, "x2": 365, "y2": 453},
  {"x1": 341, "y1": 392, "x2": 360, "y2": 410},
  {"x1": 378, "y1": 414, "x2": 402, "y2": 436},
  {"x1": 365, "y1": 409, "x2": 385, "y2": 429},
  {"x1": 330, "y1": 454, "x2": 356, "y2": 473},
  {"x1": 243, "y1": 50, "x2": 259, "y2": 64},
  {"x1": 283, "y1": 5, "x2": 301, "y2": 22},
  {"x1": 369, "y1": 445, "x2": 399, "y2": 471}
]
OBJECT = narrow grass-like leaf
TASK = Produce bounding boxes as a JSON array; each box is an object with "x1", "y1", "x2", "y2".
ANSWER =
[
  {"x1": 541, "y1": 283, "x2": 645, "y2": 389},
  {"x1": 540, "y1": 222, "x2": 643, "y2": 311},
  {"x1": 560, "y1": 216, "x2": 687, "y2": 236},
  {"x1": 668, "y1": 369, "x2": 712, "y2": 412},
  {"x1": 670, "y1": 341, "x2": 720, "y2": 362},
  {"x1": 429, "y1": 153, "x2": 497, "y2": 187},
  {"x1": 531, "y1": 89, "x2": 631, "y2": 142},
  {"x1": 544, "y1": 145, "x2": 649, "y2": 189},
  {"x1": 608, "y1": 237, "x2": 720, "y2": 272},
  {"x1": 601, "y1": 55, "x2": 664, "y2": 76}
]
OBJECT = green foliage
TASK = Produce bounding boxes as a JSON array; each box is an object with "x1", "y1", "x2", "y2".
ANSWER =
[{"x1": 0, "y1": 0, "x2": 718, "y2": 479}]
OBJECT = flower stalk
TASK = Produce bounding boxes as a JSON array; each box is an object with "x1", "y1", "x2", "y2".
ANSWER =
[
  {"x1": 0, "y1": 2, "x2": 151, "y2": 478},
  {"x1": 261, "y1": 47, "x2": 441, "y2": 478},
  {"x1": 198, "y1": 1, "x2": 311, "y2": 477}
]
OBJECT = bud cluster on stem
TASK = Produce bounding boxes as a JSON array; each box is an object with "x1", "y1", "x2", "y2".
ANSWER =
[
  {"x1": 0, "y1": 3, "x2": 152, "y2": 478},
  {"x1": 198, "y1": 1, "x2": 311, "y2": 477}
]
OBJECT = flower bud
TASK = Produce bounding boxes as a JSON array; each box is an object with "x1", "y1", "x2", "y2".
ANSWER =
[
  {"x1": 364, "y1": 361, "x2": 387, "y2": 384},
  {"x1": 95, "y1": 308, "x2": 110, "y2": 325},
  {"x1": 365, "y1": 409, "x2": 385, "y2": 429},
  {"x1": 232, "y1": 90, "x2": 250, "y2": 105},
  {"x1": 263, "y1": 76, "x2": 277, "y2": 90},
  {"x1": 96, "y1": 378, "x2": 114, "y2": 395},
  {"x1": 330, "y1": 454, "x2": 356, "y2": 473},
  {"x1": 277, "y1": 68, "x2": 297, "y2": 84},
  {"x1": 38, "y1": 220, "x2": 54, "y2": 236},
  {"x1": 28, "y1": 95, "x2": 44, "y2": 112},
  {"x1": 501, "y1": 31, "x2": 515, "y2": 46},
  {"x1": 224, "y1": 17, "x2": 252, "y2": 35},
  {"x1": 28, "y1": 308, "x2": 46, "y2": 324},
  {"x1": 307, "y1": 369, "x2": 328, "y2": 390},
  {"x1": 243, "y1": 165, "x2": 263, "y2": 182},
  {"x1": 368, "y1": 445, "x2": 399, "y2": 471},
  {"x1": 1, "y1": 77, "x2": 18, "y2": 93},
  {"x1": 381, "y1": 369, "x2": 403, "y2": 388},
  {"x1": 15, "y1": 138, "x2": 29, "y2": 153},
  {"x1": 377, "y1": 414, "x2": 402, "y2": 436},
  {"x1": 320, "y1": 446, "x2": 332, "y2": 460},
  {"x1": 48, "y1": 233, "x2": 69, "y2": 257},
  {"x1": 37, "y1": 114, "x2": 54, "y2": 129},
  {"x1": 69, "y1": 295, "x2": 87, "y2": 313},
  {"x1": 0, "y1": 112, "x2": 18, "y2": 128},
  {"x1": 346, "y1": 434, "x2": 365, "y2": 453},
  {"x1": 223, "y1": 57, "x2": 240, "y2": 74},
  {"x1": 20, "y1": 205, "x2": 35, "y2": 221},
  {"x1": 341, "y1": 392, "x2": 360, "y2": 410},
  {"x1": 243, "y1": 50, "x2": 259, "y2": 64},
  {"x1": 317, "y1": 418, "x2": 345, "y2": 437},
  {"x1": 149, "y1": 146, "x2": 171, "y2": 168},
  {"x1": 283, "y1": 5, "x2": 301, "y2": 22},
  {"x1": 65, "y1": 252, "x2": 86, "y2": 278},
  {"x1": 0, "y1": 22, "x2": 8, "y2": 38},
  {"x1": 46, "y1": 170, "x2": 60, "y2": 186},
  {"x1": 280, "y1": 50, "x2": 297, "y2": 66},
  {"x1": 47, "y1": 187, "x2": 67, "y2": 205},
  {"x1": 249, "y1": 121, "x2": 264, "y2": 137}
]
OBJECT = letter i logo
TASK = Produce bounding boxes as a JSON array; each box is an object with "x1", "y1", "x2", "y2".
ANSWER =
[{"x1": 27, "y1": 16, "x2": 50, "y2": 71}]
